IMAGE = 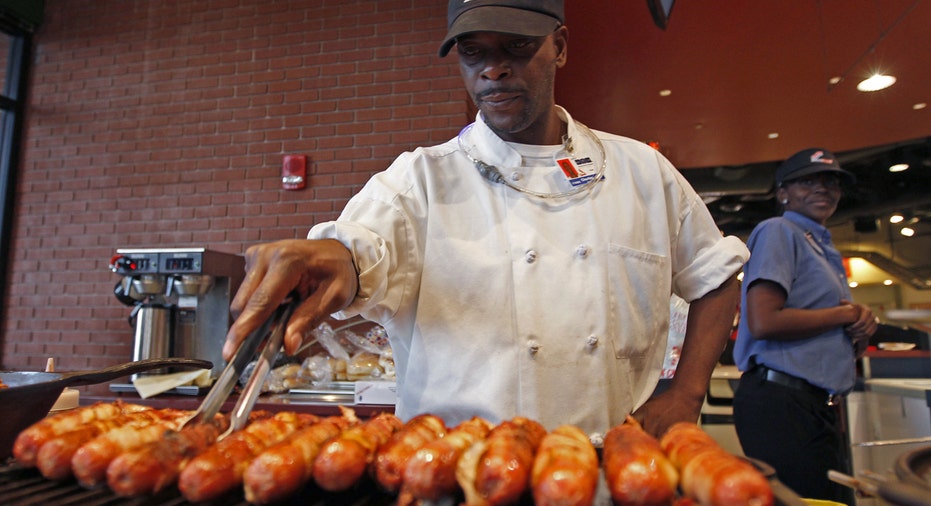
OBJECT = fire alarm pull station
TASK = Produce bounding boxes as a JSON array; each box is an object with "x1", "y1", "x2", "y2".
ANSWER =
[{"x1": 282, "y1": 155, "x2": 307, "y2": 190}]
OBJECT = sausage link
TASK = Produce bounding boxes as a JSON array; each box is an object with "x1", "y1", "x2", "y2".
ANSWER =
[
  {"x1": 312, "y1": 412, "x2": 403, "y2": 492},
  {"x1": 372, "y1": 413, "x2": 446, "y2": 494},
  {"x1": 660, "y1": 422, "x2": 773, "y2": 506},
  {"x1": 400, "y1": 416, "x2": 494, "y2": 503},
  {"x1": 72, "y1": 413, "x2": 186, "y2": 488},
  {"x1": 177, "y1": 411, "x2": 319, "y2": 502},
  {"x1": 106, "y1": 414, "x2": 231, "y2": 497},
  {"x1": 603, "y1": 416, "x2": 678, "y2": 506},
  {"x1": 531, "y1": 425, "x2": 599, "y2": 506},
  {"x1": 243, "y1": 415, "x2": 353, "y2": 504},
  {"x1": 36, "y1": 408, "x2": 186, "y2": 481},
  {"x1": 13, "y1": 401, "x2": 151, "y2": 466},
  {"x1": 458, "y1": 417, "x2": 547, "y2": 506}
]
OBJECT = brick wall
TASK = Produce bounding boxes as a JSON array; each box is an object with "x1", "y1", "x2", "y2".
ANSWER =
[{"x1": 1, "y1": 0, "x2": 467, "y2": 388}]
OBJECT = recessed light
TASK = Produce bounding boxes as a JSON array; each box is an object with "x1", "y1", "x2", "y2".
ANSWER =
[
  {"x1": 883, "y1": 279, "x2": 893, "y2": 286},
  {"x1": 849, "y1": 281, "x2": 859, "y2": 288},
  {"x1": 829, "y1": 76, "x2": 842, "y2": 85},
  {"x1": 857, "y1": 74, "x2": 896, "y2": 92},
  {"x1": 901, "y1": 227, "x2": 915, "y2": 237},
  {"x1": 659, "y1": 89, "x2": 672, "y2": 97},
  {"x1": 914, "y1": 103, "x2": 928, "y2": 110},
  {"x1": 889, "y1": 163, "x2": 909, "y2": 172},
  {"x1": 767, "y1": 133, "x2": 779, "y2": 139},
  {"x1": 890, "y1": 214, "x2": 904, "y2": 224}
]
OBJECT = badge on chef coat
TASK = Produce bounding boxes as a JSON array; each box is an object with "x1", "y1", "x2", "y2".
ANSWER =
[{"x1": 557, "y1": 156, "x2": 599, "y2": 187}]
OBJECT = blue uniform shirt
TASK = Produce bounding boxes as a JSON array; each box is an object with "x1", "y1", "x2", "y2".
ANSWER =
[{"x1": 733, "y1": 211, "x2": 856, "y2": 394}]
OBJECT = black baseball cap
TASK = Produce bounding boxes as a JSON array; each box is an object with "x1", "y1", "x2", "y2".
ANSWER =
[
  {"x1": 439, "y1": 0, "x2": 565, "y2": 57},
  {"x1": 775, "y1": 148, "x2": 856, "y2": 187}
]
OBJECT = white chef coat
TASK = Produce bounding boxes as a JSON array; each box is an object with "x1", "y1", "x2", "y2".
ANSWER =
[{"x1": 309, "y1": 107, "x2": 749, "y2": 437}]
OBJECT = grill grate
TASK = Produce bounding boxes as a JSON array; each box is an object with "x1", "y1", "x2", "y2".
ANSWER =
[{"x1": 0, "y1": 461, "x2": 396, "y2": 506}]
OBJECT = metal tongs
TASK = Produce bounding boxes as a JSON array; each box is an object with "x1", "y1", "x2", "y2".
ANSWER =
[
  {"x1": 179, "y1": 298, "x2": 299, "y2": 437},
  {"x1": 829, "y1": 469, "x2": 931, "y2": 506}
]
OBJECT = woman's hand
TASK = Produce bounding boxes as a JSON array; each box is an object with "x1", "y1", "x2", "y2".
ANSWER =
[
  {"x1": 841, "y1": 299, "x2": 878, "y2": 358},
  {"x1": 223, "y1": 239, "x2": 359, "y2": 360}
]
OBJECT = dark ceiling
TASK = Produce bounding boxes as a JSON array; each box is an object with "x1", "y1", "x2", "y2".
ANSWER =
[{"x1": 555, "y1": 0, "x2": 931, "y2": 287}]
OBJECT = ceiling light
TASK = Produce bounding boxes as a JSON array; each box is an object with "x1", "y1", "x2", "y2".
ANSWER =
[
  {"x1": 914, "y1": 103, "x2": 927, "y2": 110},
  {"x1": 849, "y1": 281, "x2": 859, "y2": 288},
  {"x1": 883, "y1": 279, "x2": 893, "y2": 286},
  {"x1": 857, "y1": 74, "x2": 896, "y2": 92},
  {"x1": 889, "y1": 213, "x2": 904, "y2": 224},
  {"x1": 767, "y1": 133, "x2": 779, "y2": 139},
  {"x1": 659, "y1": 89, "x2": 671, "y2": 97},
  {"x1": 889, "y1": 163, "x2": 909, "y2": 172},
  {"x1": 828, "y1": 76, "x2": 842, "y2": 85},
  {"x1": 900, "y1": 227, "x2": 915, "y2": 237}
]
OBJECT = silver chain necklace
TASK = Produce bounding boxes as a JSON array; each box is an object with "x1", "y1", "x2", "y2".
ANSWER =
[{"x1": 457, "y1": 120, "x2": 607, "y2": 199}]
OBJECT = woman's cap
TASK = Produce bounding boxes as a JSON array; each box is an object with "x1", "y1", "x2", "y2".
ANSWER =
[
  {"x1": 776, "y1": 148, "x2": 856, "y2": 186},
  {"x1": 439, "y1": 0, "x2": 565, "y2": 57}
]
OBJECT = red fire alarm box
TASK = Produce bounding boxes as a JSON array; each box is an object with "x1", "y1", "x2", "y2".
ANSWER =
[{"x1": 282, "y1": 155, "x2": 307, "y2": 190}]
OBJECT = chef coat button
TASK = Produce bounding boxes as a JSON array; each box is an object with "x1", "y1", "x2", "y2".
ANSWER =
[
  {"x1": 528, "y1": 340, "x2": 541, "y2": 355},
  {"x1": 510, "y1": 171, "x2": 522, "y2": 182},
  {"x1": 586, "y1": 335, "x2": 599, "y2": 347},
  {"x1": 576, "y1": 245, "x2": 590, "y2": 258},
  {"x1": 525, "y1": 250, "x2": 537, "y2": 263}
]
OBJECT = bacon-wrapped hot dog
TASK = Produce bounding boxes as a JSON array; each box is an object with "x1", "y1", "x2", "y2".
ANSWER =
[
  {"x1": 400, "y1": 416, "x2": 494, "y2": 504},
  {"x1": 106, "y1": 414, "x2": 232, "y2": 497},
  {"x1": 372, "y1": 413, "x2": 447, "y2": 494},
  {"x1": 457, "y1": 417, "x2": 547, "y2": 506},
  {"x1": 312, "y1": 412, "x2": 403, "y2": 492},
  {"x1": 13, "y1": 401, "x2": 151, "y2": 466},
  {"x1": 603, "y1": 416, "x2": 678, "y2": 506},
  {"x1": 660, "y1": 422, "x2": 773, "y2": 506},
  {"x1": 71, "y1": 410, "x2": 190, "y2": 487},
  {"x1": 36, "y1": 408, "x2": 187, "y2": 481},
  {"x1": 531, "y1": 424, "x2": 599, "y2": 506},
  {"x1": 243, "y1": 414, "x2": 354, "y2": 504},
  {"x1": 178, "y1": 411, "x2": 319, "y2": 503}
]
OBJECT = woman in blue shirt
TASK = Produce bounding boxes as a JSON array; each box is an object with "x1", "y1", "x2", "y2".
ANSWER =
[{"x1": 733, "y1": 148, "x2": 878, "y2": 503}]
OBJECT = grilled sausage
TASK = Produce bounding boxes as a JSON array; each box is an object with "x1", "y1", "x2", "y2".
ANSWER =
[
  {"x1": 660, "y1": 422, "x2": 773, "y2": 506},
  {"x1": 13, "y1": 401, "x2": 151, "y2": 466},
  {"x1": 372, "y1": 413, "x2": 447, "y2": 494},
  {"x1": 457, "y1": 417, "x2": 547, "y2": 506},
  {"x1": 106, "y1": 414, "x2": 231, "y2": 497},
  {"x1": 35, "y1": 408, "x2": 187, "y2": 480},
  {"x1": 312, "y1": 411, "x2": 403, "y2": 492},
  {"x1": 177, "y1": 411, "x2": 319, "y2": 502},
  {"x1": 71, "y1": 410, "x2": 189, "y2": 487},
  {"x1": 400, "y1": 416, "x2": 494, "y2": 504},
  {"x1": 243, "y1": 415, "x2": 353, "y2": 504},
  {"x1": 531, "y1": 424, "x2": 600, "y2": 506},
  {"x1": 603, "y1": 416, "x2": 678, "y2": 506}
]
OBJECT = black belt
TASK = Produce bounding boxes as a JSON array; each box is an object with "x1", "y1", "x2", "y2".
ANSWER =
[{"x1": 750, "y1": 365, "x2": 841, "y2": 406}]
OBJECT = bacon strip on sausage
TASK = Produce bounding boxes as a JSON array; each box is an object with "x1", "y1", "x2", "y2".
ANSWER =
[
  {"x1": 71, "y1": 410, "x2": 190, "y2": 487},
  {"x1": 530, "y1": 424, "x2": 600, "y2": 506},
  {"x1": 243, "y1": 414, "x2": 354, "y2": 504},
  {"x1": 177, "y1": 411, "x2": 320, "y2": 503},
  {"x1": 36, "y1": 408, "x2": 187, "y2": 480},
  {"x1": 13, "y1": 401, "x2": 151, "y2": 466},
  {"x1": 660, "y1": 422, "x2": 773, "y2": 506},
  {"x1": 106, "y1": 414, "x2": 232, "y2": 497},
  {"x1": 372, "y1": 413, "x2": 447, "y2": 494},
  {"x1": 457, "y1": 416, "x2": 547, "y2": 506},
  {"x1": 312, "y1": 411, "x2": 403, "y2": 492},
  {"x1": 603, "y1": 416, "x2": 678, "y2": 506},
  {"x1": 400, "y1": 416, "x2": 494, "y2": 504}
]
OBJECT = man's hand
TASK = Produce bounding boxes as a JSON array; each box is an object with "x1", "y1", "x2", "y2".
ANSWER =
[
  {"x1": 223, "y1": 239, "x2": 358, "y2": 361},
  {"x1": 631, "y1": 387, "x2": 704, "y2": 439}
]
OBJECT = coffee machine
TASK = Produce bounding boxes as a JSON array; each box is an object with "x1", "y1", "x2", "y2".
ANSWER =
[{"x1": 110, "y1": 248, "x2": 245, "y2": 386}]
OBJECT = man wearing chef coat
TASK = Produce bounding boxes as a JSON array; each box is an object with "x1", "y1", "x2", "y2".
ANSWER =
[{"x1": 224, "y1": 0, "x2": 749, "y2": 439}]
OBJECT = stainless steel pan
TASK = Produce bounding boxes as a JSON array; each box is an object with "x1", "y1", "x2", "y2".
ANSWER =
[{"x1": 0, "y1": 357, "x2": 212, "y2": 460}]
